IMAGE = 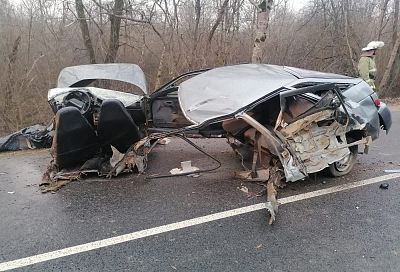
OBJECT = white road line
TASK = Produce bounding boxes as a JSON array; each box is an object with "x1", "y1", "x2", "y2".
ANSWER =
[{"x1": 1, "y1": 173, "x2": 399, "y2": 271}]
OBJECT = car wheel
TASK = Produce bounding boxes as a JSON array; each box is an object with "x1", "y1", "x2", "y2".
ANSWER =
[{"x1": 326, "y1": 144, "x2": 358, "y2": 177}]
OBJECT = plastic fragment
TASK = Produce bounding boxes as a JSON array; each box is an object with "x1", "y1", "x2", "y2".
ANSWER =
[{"x1": 379, "y1": 183, "x2": 389, "y2": 189}]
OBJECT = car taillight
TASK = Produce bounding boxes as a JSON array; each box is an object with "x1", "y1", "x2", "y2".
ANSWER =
[{"x1": 373, "y1": 99, "x2": 381, "y2": 107}]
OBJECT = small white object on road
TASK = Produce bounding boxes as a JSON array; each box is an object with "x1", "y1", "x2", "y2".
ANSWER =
[
  {"x1": 7, "y1": 192, "x2": 15, "y2": 194},
  {"x1": 384, "y1": 169, "x2": 400, "y2": 173},
  {"x1": 238, "y1": 186, "x2": 249, "y2": 194},
  {"x1": 170, "y1": 161, "x2": 199, "y2": 175}
]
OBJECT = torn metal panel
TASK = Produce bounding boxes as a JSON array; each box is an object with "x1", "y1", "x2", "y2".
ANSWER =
[
  {"x1": 236, "y1": 112, "x2": 306, "y2": 182},
  {"x1": 278, "y1": 110, "x2": 350, "y2": 174}
]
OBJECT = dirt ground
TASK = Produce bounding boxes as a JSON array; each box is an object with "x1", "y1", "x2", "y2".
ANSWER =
[{"x1": 385, "y1": 98, "x2": 400, "y2": 112}]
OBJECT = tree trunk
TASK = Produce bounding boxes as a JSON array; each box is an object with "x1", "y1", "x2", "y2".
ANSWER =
[
  {"x1": 208, "y1": 0, "x2": 230, "y2": 43},
  {"x1": 379, "y1": 0, "x2": 399, "y2": 96},
  {"x1": 194, "y1": 0, "x2": 201, "y2": 41},
  {"x1": 251, "y1": 0, "x2": 273, "y2": 64},
  {"x1": 3, "y1": 36, "x2": 21, "y2": 132},
  {"x1": 392, "y1": 0, "x2": 399, "y2": 45},
  {"x1": 191, "y1": 0, "x2": 202, "y2": 67},
  {"x1": 376, "y1": 0, "x2": 389, "y2": 40},
  {"x1": 343, "y1": 0, "x2": 357, "y2": 75},
  {"x1": 104, "y1": 0, "x2": 124, "y2": 63},
  {"x1": 379, "y1": 37, "x2": 400, "y2": 96},
  {"x1": 155, "y1": 46, "x2": 167, "y2": 90},
  {"x1": 75, "y1": 0, "x2": 96, "y2": 64}
]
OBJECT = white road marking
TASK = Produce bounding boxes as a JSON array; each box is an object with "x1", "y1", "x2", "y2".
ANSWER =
[{"x1": 1, "y1": 173, "x2": 399, "y2": 271}]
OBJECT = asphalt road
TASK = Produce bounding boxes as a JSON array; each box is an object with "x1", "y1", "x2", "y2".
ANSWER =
[{"x1": 0, "y1": 110, "x2": 399, "y2": 272}]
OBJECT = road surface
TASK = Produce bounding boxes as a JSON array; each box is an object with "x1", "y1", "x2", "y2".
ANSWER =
[{"x1": 0, "y1": 109, "x2": 399, "y2": 272}]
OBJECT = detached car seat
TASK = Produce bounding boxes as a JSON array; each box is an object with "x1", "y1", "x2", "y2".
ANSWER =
[
  {"x1": 54, "y1": 107, "x2": 99, "y2": 168},
  {"x1": 97, "y1": 99, "x2": 141, "y2": 153}
]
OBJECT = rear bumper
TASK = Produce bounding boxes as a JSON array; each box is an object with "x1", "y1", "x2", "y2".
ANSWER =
[{"x1": 378, "y1": 102, "x2": 392, "y2": 133}]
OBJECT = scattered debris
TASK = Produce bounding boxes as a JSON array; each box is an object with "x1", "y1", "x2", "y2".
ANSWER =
[
  {"x1": 379, "y1": 183, "x2": 389, "y2": 190},
  {"x1": 235, "y1": 169, "x2": 270, "y2": 182},
  {"x1": 0, "y1": 124, "x2": 53, "y2": 152},
  {"x1": 7, "y1": 191, "x2": 15, "y2": 194},
  {"x1": 238, "y1": 185, "x2": 249, "y2": 194},
  {"x1": 170, "y1": 161, "x2": 199, "y2": 175},
  {"x1": 237, "y1": 185, "x2": 259, "y2": 199},
  {"x1": 158, "y1": 137, "x2": 171, "y2": 145},
  {"x1": 40, "y1": 165, "x2": 81, "y2": 193}
]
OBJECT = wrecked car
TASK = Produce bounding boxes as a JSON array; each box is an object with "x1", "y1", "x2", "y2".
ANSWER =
[{"x1": 45, "y1": 63, "x2": 392, "y2": 223}]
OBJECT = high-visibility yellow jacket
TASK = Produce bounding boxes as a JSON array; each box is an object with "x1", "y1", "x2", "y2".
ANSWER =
[{"x1": 357, "y1": 56, "x2": 377, "y2": 89}]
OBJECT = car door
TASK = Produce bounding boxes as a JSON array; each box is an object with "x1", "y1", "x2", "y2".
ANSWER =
[
  {"x1": 149, "y1": 70, "x2": 209, "y2": 129},
  {"x1": 148, "y1": 69, "x2": 227, "y2": 137},
  {"x1": 149, "y1": 86, "x2": 192, "y2": 129}
]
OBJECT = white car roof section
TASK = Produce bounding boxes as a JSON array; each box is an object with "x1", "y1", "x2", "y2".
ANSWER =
[
  {"x1": 283, "y1": 66, "x2": 353, "y2": 79},
  {"x1": 57, "y1": 63, "x2": 148, "y2": 94},
  {"x1": 178, "y1": 64, "x2": 297, "y2": 125}
]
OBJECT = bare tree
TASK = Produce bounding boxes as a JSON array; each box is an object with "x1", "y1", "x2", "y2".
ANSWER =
[
  {"x1": 2, "y1": 36, "x2": 21, "y2": 132},
  {"x1": 104, "y1": 0, "x2": 124, "y2": 63},
  {"x1": 376, "y1": 0, "x2": 389, "y2": 40},
  {"x1": 208, "y1": 0, "x2": 230, "y2": 43},
  {"x1": 75, "y1": 0, "x2": 97, "y2": 64},
  {"x1": 379, "y1": 36, "x2": 400, "y2": 96},
  {"x1": 250, "y1": 0, "x2": 274, "y2": 63},
  {"x1": 379, "y1": 0, "x2": 400, "y2": 96}
]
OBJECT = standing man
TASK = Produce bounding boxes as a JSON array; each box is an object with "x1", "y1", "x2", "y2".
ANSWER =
[{"x1": 358, "y1": 41, "x2": 384, "y2": 90}]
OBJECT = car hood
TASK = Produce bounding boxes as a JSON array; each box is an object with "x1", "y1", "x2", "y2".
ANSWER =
[
  {"x1": 57, "y1": 63, "x2": 147, "y2": 94},
  {"x1": 178, "y1": 64, "x2": 297, "y2": 125}
]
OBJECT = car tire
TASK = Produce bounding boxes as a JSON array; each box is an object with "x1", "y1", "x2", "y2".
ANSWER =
[{"x1": 326, "y1": 144, "x2": 358, "y2": 177}]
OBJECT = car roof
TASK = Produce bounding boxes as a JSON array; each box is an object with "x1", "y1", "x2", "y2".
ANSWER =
[
  {"x1": 178, "y1": 64, "x2": 298, "y2": 125},
  {"x1": 178, "y1": 64, "x2": 360, "y2": 125},
  {"x1": 283, "y1": 66, "x2": 353, "y2": 79}
]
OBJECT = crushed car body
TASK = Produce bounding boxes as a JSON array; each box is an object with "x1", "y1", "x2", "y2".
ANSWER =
[{"x1": 43, "y1": 63, "x2": 392, "y2": 223}]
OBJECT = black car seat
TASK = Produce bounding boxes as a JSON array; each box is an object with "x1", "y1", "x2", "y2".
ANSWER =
[
  {"x1": 97, "y1": 99, "x2": 141, "y2": 153},
  {"x1": 54, "y1": 107, "x2": 99, "y2": 168}
]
